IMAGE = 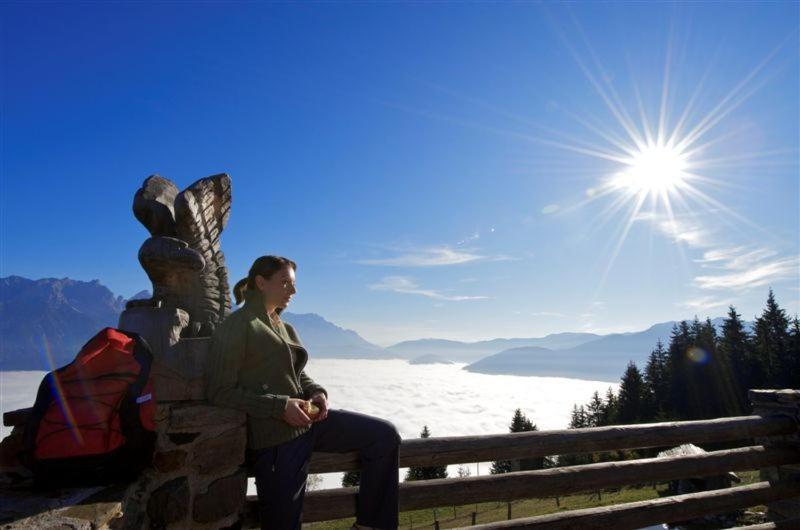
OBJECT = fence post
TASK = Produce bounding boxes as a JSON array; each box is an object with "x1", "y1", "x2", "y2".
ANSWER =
[{"x1": 750, "y1": 389, "x2": 800, "y2": 522}]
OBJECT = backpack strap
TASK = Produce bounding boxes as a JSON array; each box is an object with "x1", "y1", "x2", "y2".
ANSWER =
[{"x1": 116, "y1": 330, "x2": 155, "y2": 443}]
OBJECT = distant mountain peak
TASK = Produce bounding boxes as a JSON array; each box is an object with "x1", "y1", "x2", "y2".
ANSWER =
[{"x1": 128, "y1": 290, "x2": 152, "y2": 301}]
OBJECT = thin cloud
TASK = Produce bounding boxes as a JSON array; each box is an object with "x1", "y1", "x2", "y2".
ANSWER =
[
  {"x1": 456, "y1": 228, "x2": 495, "y2": 246},
  {"x1": 656, "y1": 219, "x2": 713, "y2": 249},
  {"x1": 631, "y1": 213, "x2": 797, "y2": 296},
  {"x1": 696, "y1": 247, "x2": 779, "y2": 271},
  {"x1": 530, "y1": 311, "x2": 566, "y2": 318},
  {"x1": 694, "y1": 255, "x2": 799, "y2": 291},
  {"x1": 368, "y1": 276, "x2": 489, "y2": 301},
  {"x1": 689, "y1": 243, "x2": 798, "y2": 292},
  {"x1": 541, "y1": 204, "x2": 560, "y2": 215},
  {"x1": 355, "y1": 245, "x2": 514, "y2": 267},
  {"x1": 693, "y1": 246, "x2": 750, "y2": 265},
  {"x1": 632, "y1": 212, "x2": 714, "y2": 249},
  {"x1": 681, "y1": 296, "x2": 734, "y2": 312}
]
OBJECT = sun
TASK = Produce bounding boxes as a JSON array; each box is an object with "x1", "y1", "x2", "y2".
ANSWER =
[{"x1": 612, "y1": 143, "x2": 689, "y2": 196}]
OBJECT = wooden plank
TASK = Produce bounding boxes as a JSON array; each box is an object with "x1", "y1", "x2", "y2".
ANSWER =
[
  {"x1": 2, "y1": 408, "x2": 32, "y2": 427},
  {"x1": 304, "y1": 415, "x2": 797, "y2": 474},
  {"x1": 451, "y1": 481, "x2": 800, "y2": 530},
  {"x1": 6, "y1": 410, "x2": 795, "y2": 471},
  {"x1": 247, "y1": 445, "x2": 800, "y2": 522}
]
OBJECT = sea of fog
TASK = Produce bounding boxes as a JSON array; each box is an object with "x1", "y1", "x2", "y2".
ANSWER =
[{"x1": 0, "y1": 359, "x2": 618, "y2": 492}]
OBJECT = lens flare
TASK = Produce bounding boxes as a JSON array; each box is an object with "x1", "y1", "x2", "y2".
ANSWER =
[
  {"x1": 686, "y1": 346, "x2": 709, "y2": 364},
  {"x1": 41, "y1": 334, "x2": 84, "y2": 445}
]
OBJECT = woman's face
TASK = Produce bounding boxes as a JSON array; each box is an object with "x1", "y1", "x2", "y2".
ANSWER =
[{"x1": 255, "y1": 266, "x2": 297, "y2": 308}]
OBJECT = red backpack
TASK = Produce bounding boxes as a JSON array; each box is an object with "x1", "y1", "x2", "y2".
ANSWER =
[{"x1": 24, "y1": 327, "x2": 156, "y2": 488}]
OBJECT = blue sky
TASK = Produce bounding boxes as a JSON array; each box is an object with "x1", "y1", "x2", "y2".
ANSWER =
[{"x1": 2, "y1": 2, "x2": 798, "y2": 346}]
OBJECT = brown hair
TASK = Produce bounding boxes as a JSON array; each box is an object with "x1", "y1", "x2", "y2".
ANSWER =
[{"x1": 233, "y1": 255, "x2": 297, "y2": 313}]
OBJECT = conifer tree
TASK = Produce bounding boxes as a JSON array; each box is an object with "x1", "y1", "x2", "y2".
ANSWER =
[
  {"x1": 569, "y1": 404, "x2": 589, "y2": 428},
  {"x1": 719, "y1": 305, "x2": 752, "y2": 415},
  {"x1": 341, "y1": 470, "x2": 361, "y2": 487},
  {"x1": 643, "y1": 339, "x2": 669, "y2": 420},
  {"x1": 405, "y1": 425, "x2": 448, "y2": 480},
  {"x1": 491, "y1": 409, "x2": 546, "y2": 473},
  {"x1": 617, "y1": 361, "x2": 644, "y2": 423},
  {"x1": 586, "y1": 391, "x2": 605, "y2": 427},
  {"x1": 667, "y1": 321, "x2": 693, "y2": 418},
  {"x1": 695, "y1": 317, "x2": 726, "y2": 418},
  {"x1": 559, "y1": 404, "x2": 593, "y2": 466},
  {"x1": 602, "y1": 386, "x2": 618, "y2": 425},
  {"x1": 753, "y1": 289, "x2": 791, "y2": 387}
]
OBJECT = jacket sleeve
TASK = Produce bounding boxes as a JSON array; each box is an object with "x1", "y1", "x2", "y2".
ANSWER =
[
  {"x1": 299, "y1": 370, "x2": 327, "y2": 400},
  {"x1": 205, "y1": 315, "x2": 290, "y2": 419},
  {"x1": 284, "y1": 322, "x2": 328, "y2": 400}
]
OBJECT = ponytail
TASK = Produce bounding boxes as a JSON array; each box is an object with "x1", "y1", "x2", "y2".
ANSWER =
[{"x1": 233, "y1": 277, "x2": 249, "y2": 305}]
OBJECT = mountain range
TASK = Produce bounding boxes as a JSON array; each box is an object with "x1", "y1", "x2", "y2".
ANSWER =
[
  {"x1": 0, "y1": 276, "x2": 751, "y2": 382},
  {"x1": 463, "y1": 318, "x2": 754, "y2": 380},
  {"x1": 0, "y1": 276, "x2": 128, "y2": 370},
  {"x1": 384, "y1": 332, "x2": 601, "y2": 363}
]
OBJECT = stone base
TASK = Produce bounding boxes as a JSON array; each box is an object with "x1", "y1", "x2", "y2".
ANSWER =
[
  {"x1": 111, "y1": 402, "x2": 248, "y2": 530},
  {"x1": 0, "y1": 401, "x2": 247, "y2": 530}
]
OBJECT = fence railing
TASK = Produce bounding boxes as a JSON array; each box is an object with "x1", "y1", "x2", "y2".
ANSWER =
[
  {"x1": 247, "y1": 414, "x2": 800, "y2": 527},
  {"x1": 5, "y1": 399, "x2": 799, "y2": 528}
]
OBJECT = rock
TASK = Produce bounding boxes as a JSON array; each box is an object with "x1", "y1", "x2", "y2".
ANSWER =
[
  {"x1": 191, "y1": 427, "x2": 246, "y2": 475},
  {"x1": 168, "y1": 403, "x2": 245, "y2": 431},
  {"x1": 117, "y1": 306, "x2": 190, "y2": 358},
  {"x1": 146, "y1": 477, "x2": 189, "y2": 526},
  {"x1": 192, "y1": 470, "x2": 246, "y2": 523},
  {"x1": 151, "y1": 338, "x2": 211, "y2": 401},
  {"x1": 166, "y1": 432, "x2": 200, "y2": 446},
  {"x1": 153, "y1": 450, "x2": 187, "y2": 473}
]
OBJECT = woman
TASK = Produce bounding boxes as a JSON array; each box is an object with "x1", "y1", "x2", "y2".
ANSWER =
[{"x1": 206, "y1": 255, "x2": 401, "y2": 530}]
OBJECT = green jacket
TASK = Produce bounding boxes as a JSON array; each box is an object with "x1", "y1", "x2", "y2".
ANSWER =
[{"x1": 205, "y1": 288, "x2": 328, "y2": 450}]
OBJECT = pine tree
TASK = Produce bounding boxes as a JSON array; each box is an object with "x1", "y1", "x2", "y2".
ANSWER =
[
  {"x1": 490, "y1": 458, "x2": 513, "y2": 474},
  {"x1": 617, "y1": 361, "x2": 644, "y2": 423},
  {"x1": 559, "y1": 405, "x2": 593, "y2": 467},
  {"x1": 568, "y1": 404, "x2": 589, "y2": 428},
  {"x1": 586, "y1": 391, "x2": 605, "y2": 427},
  {"x1": 491, "y1": 409, "x2": 546, "y2": 473},
  {"x1": 718, "y1": 306, "x2": 752, "y2": 415},
  {"x1": 667, "y1": 321, "x2": 693, "y2": 419},
  {"x1": 405, "y1": 426, "x2": 448, "y2": 481},
  {"x1": 694, "y1": 317, "x2": 725, "y2": 418},
  {"x1": 642, "y1": 339, "x2": 669, "y2": 420},
  {"x1": 753, "y1": 289, "x2": 791, "y2": 387},
  {"x1": 602, "y1": 387, "x2": 618, "y2": 425},
  {"x1": 341, "y1": 470, "x2": 361, "y2": 487}
]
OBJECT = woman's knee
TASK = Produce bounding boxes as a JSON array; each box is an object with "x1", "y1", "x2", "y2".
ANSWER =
[{"x1": 376, "y1": 418, "x2": 402, "y2": 447}]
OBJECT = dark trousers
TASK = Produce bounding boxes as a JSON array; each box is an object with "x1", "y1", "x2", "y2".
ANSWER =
[{"x1": 252, "y1": 408, "x2": 402, "y2": 530}]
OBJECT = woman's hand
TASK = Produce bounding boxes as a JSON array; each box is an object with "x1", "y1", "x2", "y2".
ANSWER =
[
  {"x1": 309, "y1": 391, "x2": 329, "y2": 422},
  {"x1": 283, "y1": 398, "x2": 313, "y2": 427}
]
